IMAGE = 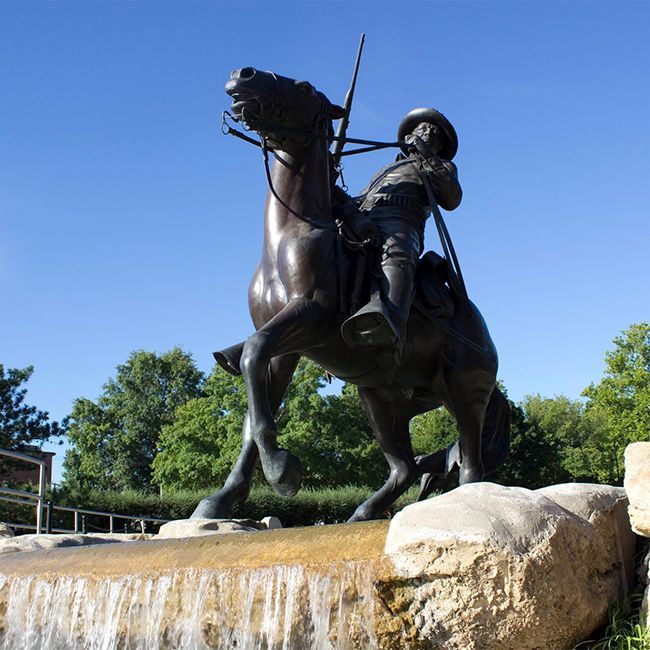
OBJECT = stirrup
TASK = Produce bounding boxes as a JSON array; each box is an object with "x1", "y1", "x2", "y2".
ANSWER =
[{"x1": 341, "y1": 298, "x2": 400, "y2": 348}]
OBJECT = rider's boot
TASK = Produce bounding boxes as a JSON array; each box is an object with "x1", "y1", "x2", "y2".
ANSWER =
[
  {"x1": 377, "y1": 261, "x2": 416, "y2": 366},
  {"x1": 341, "y1": 260, "x2": 416, "y2": 365}
]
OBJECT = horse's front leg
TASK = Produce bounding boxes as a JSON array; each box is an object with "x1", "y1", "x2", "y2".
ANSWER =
[
  {"x1": 191, "y1": 353, "x2": 300, "y2": 519},
  {"x1": 241, "y1": 297, "x2": 333, "y2": 496}
]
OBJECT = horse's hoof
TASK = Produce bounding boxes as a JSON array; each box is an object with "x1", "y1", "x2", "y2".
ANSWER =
[
  {"x1": 263, "y1": 449, "x2": 303, "y2": 498},
  {"x1": 190, "y1": 496, "x2": 232, "y2": 520},
  {"x1": 347, "y1": 503, "x2": 375, "y2": 523},
  {"x1": 459, "y1": 463, "x2": 484, "y2": 485}
]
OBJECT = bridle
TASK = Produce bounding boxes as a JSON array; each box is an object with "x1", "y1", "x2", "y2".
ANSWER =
[{"x1": 222, "y1": 105, "x2": 404, "y2": 248}]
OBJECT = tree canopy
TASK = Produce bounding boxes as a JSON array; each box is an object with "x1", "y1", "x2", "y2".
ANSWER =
[
  {"x1": 64, "y1": 348, "x2": 204, "y2": 491},
  {"x1": 62, "y1": 322, "x2": 649, "y2": 494},
  {"x1": 152, "y1": 360, "x2": 386, "y2": 491},
  {"x1": 577, "y1": 322, "x2": 649, "y2": 483},
  {"x1": 0, "y1": 364, "x2": 65, "y2": 449}
]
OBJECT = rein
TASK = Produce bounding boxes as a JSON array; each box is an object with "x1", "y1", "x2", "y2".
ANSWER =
[
  {"x1": 223, "y1": 110, "x2": 380, "y2": 247},
  {"x1": 221, "y1": 110, "x2": 403, "y2": 157}
]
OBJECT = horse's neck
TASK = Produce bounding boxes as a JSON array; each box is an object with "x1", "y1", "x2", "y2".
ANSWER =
[{"x1": 263, "y1": 138, "x2": 332, "y2": 242}]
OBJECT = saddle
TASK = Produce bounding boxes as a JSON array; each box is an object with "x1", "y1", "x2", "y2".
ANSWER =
[
  {"x1": 339, "y1": 244, "x2": 455, "y2": 329},
  {"x1": 414, "y1": 251, "x2": 456, "y2": 320}
]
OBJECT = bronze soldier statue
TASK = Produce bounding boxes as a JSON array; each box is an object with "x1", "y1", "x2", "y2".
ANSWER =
[
  {"x1": 193, "y1": 67, "x2": 509, "y2": 523},
  {"x1": 340, "y1": 108, "x2": 462, "y2": 364}
]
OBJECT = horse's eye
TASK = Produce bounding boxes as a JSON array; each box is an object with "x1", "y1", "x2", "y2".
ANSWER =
[{"x1": 297, "y1": 82, "x2": 313, "y2": 98}]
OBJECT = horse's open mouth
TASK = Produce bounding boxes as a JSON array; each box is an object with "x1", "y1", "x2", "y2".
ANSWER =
[{"x1": 229, "y1": 94, "x2": 262, "y2": 127}]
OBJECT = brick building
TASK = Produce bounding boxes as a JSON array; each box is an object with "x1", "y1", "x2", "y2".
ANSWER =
[{"x1": 0, "y1": 446, "x2": 55, "y2": 486}]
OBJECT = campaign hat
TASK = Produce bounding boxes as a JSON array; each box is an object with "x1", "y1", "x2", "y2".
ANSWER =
[{"x1": 397, "y1": 108, "x2": 458, "y2": 160}]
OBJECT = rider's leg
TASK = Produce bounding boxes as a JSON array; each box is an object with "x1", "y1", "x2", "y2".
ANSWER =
[
  {"x1": 240, "y1": 298, "x2": 335, "y2": 496},
  {"x1": 341, "y1": 219, "x2": 421, "y2": 354},
  {"x1": 445, "y1": 378, "x2": 493, "y2": 485},
  {"x1": 191, "y1": 353, "x2": 300, "y2": 519}
]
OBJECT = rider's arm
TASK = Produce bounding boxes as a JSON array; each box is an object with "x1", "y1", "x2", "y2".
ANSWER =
[{"x1": 426, "y1": 159, "x2": 462, "y2": 211}]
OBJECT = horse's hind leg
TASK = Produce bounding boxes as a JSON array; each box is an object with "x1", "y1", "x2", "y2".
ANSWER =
[
  {"x1": 447, "y1": 376, "x2": 493, "y2": 485},
  {"x1": 348, "y1": 387, "x2": 418, "y2": 522},
  {"x1": 191, "y1": 353, "x2": 300, "y2": 519}
]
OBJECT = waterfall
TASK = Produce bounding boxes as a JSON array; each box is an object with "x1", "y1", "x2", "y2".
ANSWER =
[{"x1": 0, "y1": 561, "x2": 379, "y2": 649}]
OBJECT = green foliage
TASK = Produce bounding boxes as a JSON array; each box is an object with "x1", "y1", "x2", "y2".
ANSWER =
[
  {"x1": 576, "y1": 592, "x2": 649, "y2": 649},
  {"x1": 64, "y1": 348, "x2": 204, "y2": 491},
  {"x1": 57, "y1": 484, "x2": 421, "y2": 527},
  {"x1": 0, "y1": 364, "x2": 65, "y2": 448},
  {"x1": 495, "y1": 394, "x2": 593, "y2": 488},
  {"x1": 152, "y1": 366, "x2": 248, "y2": 490},
  {"x1": 153, "y1": 360, "x2": 387, "y2": 490},
  {"x1": 577, "y1": 323, "x2": 650, "y2": 484},
  {"x1": 410, "y1": 407, "x2": 458, "y2": 456},
  {"x1": 63, "y1": 322, "x2": 650, "y2": 498}
]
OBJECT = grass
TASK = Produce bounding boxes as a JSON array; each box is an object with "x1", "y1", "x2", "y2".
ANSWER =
[{"x1": 576, "y1": 593, "x2": 649, "y2": 650}]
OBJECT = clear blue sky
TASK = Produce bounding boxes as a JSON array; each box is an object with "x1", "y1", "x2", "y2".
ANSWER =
[{"x1": 1, "y1": 2, "x2": 648, "y2": 482}]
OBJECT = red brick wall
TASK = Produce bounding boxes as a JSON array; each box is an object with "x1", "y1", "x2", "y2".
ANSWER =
[{"x1": 0, "y1": 451, "x2": 54, "y2": 486}]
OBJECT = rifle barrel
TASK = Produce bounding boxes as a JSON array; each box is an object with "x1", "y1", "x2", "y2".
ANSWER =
[{"x1": 332, "y1": 33, "x2": 365, "y2": 164}]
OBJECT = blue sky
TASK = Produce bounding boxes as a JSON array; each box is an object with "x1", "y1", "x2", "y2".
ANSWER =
[{"x1": 1, "y1": 2, "x2": 649, "y2": 482}]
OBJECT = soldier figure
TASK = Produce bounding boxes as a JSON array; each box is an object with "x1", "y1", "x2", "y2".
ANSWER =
[{"x1": 339, "y1": 107, "x2": 463, "y2": 363}]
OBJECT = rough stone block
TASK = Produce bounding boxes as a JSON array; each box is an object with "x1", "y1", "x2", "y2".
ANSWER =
[
  {"x1": 156, "y1": 518, "x2": 268, "y2": 539},
  {"x1": 0, "y1": 532, "x2": 148, "y2": 555},
  {"x1": 537, "y1": 483, "x2": 636, "y2": 592},
  {"x1": 384, "y1": 482, "x2": 634, "y2": 650},
  {"x1": 0, "y1": 524, "x2": 14, "y2": 539},
  {"x1": 624, "y1": 442, "x2": 650, "y2": 537}
]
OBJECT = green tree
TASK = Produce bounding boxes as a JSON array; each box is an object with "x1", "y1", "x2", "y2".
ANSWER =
[
  {"x1": 64, "y1": 348, "x2": 203, "y2": 491},
  {"x1": 410, "y1": 407, "x2": 458, "y2": 457},
  {"x1": 0, "y1": 364, "x2": 65, "y2": 448},
  {"x1": 495, "y1": 394, "x2": 591, "y2": 488},
  {"x1": 152, "y1": 365, "x2": 248, "y2": 491},
  {"x1": 574, "y1": 323, "x2": 650, "y2": 484},
  {"x1": 153, "y1": 359, "x2": 384, "y2": 491}
]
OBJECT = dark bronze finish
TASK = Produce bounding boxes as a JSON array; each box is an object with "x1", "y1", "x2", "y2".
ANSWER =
[{"x1": 192, "y1": 67, "x2": 509, "y2": 522}]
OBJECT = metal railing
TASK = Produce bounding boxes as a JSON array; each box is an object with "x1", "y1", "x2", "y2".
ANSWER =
[
  {"x1": 0, "y1": 448, "x2": 46, "y2": 533},
  {"x1": 0, "y1": 449, "x2": 169, "y2": 535}
]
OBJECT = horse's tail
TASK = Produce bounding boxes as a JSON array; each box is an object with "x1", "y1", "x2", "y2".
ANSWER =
[
  {"x1": 479, "y1": 386, "x2": 511, "y2": 473},
  {"x1": 416, "y1": 386, "x2": 511, "y2": 500}
]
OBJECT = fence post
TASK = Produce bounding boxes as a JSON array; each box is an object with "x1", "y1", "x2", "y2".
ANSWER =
[
  {"x1": 46, "y1": 501, "x2": 53, "y2": 534},
  {"x1": 109, "y1": 515, "x2": 114, "y2": 533},
  {"x1": 74, "y1": 511, "x2": 79, "y2": 533},
  {"x1": 81, "y1": 515, "x2": 87, "y2": 534},
  {"x1": 35, "y1": 463, "x2": 46, "y2": 534}
]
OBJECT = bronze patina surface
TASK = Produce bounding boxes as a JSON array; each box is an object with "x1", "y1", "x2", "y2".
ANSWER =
[{"x1": 192, "y1": 66, "x2": 510, "y2": 523}]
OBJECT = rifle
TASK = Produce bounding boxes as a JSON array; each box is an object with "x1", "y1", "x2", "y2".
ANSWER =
[{"x1": 332, "y1": 34, "x2": 365, "y2": 169}]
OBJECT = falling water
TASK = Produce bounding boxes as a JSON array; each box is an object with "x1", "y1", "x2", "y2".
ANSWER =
[{"x1": 0, "y1": 561, "x2": 380, "y2": 649}]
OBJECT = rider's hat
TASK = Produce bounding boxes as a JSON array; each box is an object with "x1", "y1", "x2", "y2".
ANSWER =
[{"x1": 397, "y1": 108, "x2": 458, "y2": 160}]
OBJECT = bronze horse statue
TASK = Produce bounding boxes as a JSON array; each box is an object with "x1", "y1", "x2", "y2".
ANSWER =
[{"x1": 192, "y1": 67, "x2": 510, "y2": 522}]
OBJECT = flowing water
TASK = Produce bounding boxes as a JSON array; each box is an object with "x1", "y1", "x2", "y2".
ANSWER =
[
  {"x1": 0, "y1": 522, "x2": 392, "y2": 649},
  {"x1": 0, "y1": 563, "x2": 378, "y2": 649}
]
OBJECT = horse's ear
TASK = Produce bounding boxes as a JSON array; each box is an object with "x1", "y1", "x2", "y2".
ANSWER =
[{"x1": 329, "y1": 104, "x2": 345, "y2": 120}]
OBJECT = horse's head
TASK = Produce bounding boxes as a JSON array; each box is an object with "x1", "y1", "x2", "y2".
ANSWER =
[{"x1": 225, "y1": 68, "x2": 344, "y2": 153}]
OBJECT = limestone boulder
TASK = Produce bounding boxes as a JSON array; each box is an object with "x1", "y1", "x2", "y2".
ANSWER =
[
  {"x1": 537, "y1": 483, "x2": 636, "y2": 591},
  {"x1": 156, "y1": 518, "x2": 275, "y2": 539},
  {"x1": 624, "y1": 442, "x2": 650, "y2": 537},
  {"x1": 384, "y1": 482, "x2": 633, "y2": 650},
  {"x1": 0, "y1": 532, "x2": 148, "y2": 555},
  {"x1": 0, "y1": 524, "x2": 14, "y2": 538}
]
